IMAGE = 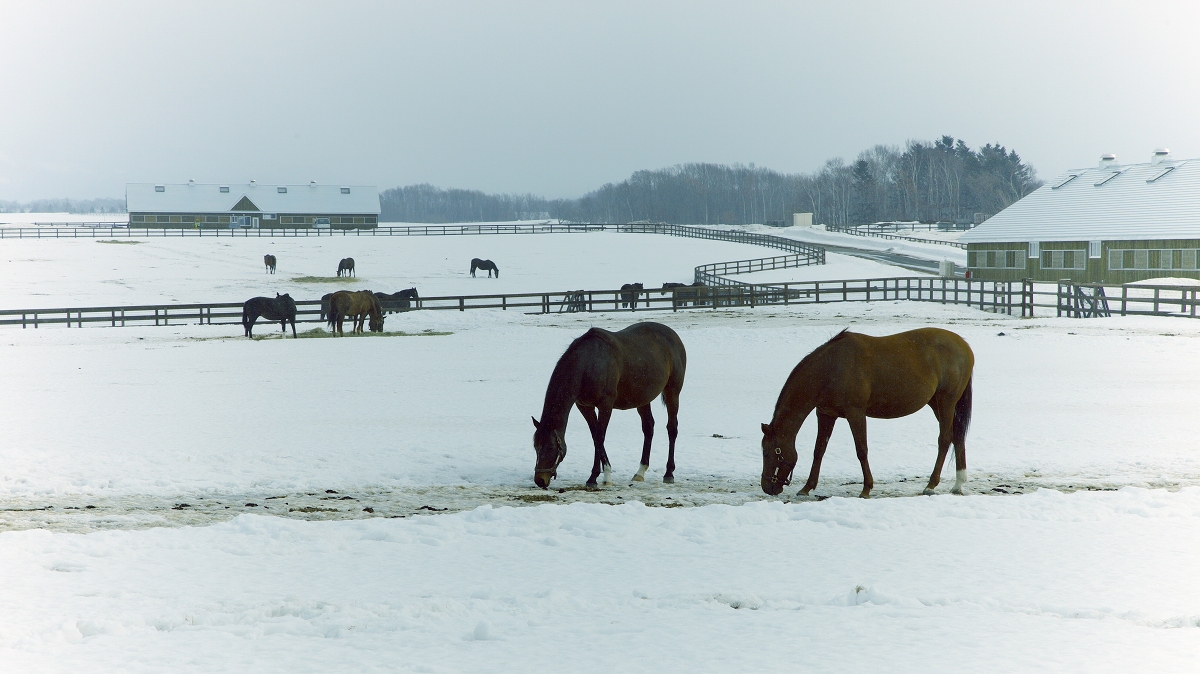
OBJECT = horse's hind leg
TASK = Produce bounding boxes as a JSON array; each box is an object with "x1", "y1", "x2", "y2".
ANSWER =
[
  {"x1": 923, "y1": 399, "x2": 955, "y2": 495},
  {"x1": 632, "y1": 405, "x2": 654, "y2": 482},
  {"x1": 662, "y1": 387, "x2": 680, "y2": 484}
]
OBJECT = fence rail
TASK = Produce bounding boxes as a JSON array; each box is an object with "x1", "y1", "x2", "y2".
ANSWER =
[{"x1": 825, "y1": 225, "x2": 968, "y2": 249}]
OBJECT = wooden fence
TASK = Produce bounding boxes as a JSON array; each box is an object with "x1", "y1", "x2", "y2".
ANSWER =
[
  {"x1": 0, "y1": 278, "x2": 1031, "y2": 329},
  {"x1": 825, "y1": 224, "x2": 967, "y2": 249}
]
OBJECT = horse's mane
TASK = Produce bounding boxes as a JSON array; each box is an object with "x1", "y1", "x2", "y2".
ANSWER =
[{"x1": 796, "y1": 328, "x2": 851, "y2": 366}]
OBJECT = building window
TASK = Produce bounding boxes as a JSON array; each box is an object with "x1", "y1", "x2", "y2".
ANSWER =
[
  {"x1": 968, "y1": 250, "x2": 1026, "y2": 269},
  {"x1": 220, "y1": 186, "x2": 229, "y2": 193},
  {"x1": 1028, "y1": 241, "x2": 1039, "y2": 258},
  {"x1": 155, "y1": 185, "x2": 165, "y2": 192},
  {"x1": 1109, "y1": 248, "x2": 1200, "y2": 271},
  {"x1": 1089, "y1": 241, "x2": 1101, "y2": 258},
  {"x1": 340, "y1": 187, "x2": 351, "y2": 194},
  {"x1": 1041, "y1": 249, "x2": 1087, "y2": 270},
  {"x1": 131, "y1": 215, "x2": 145, "y2": 222},
  {"x1": 277, "y1": 186, "x2": 287, "y2": 193}
]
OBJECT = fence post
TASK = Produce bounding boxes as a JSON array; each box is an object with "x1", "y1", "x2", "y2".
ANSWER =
[{"x1": 459, "y1": 297, "x2": 465, "y2": 312}]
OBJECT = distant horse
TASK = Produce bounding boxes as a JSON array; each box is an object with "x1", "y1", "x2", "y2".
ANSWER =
[
  {"x1": 328, "y1": 290, "x2": 383, "y2": 335},
  {"x1": 619, "y1": 283, "x2": 644, "y2": 309},
  {"x1": 470, "y1": 258, "x2": 499, "y2": 277},
  {"x1": 242, "y1": 293, "x2": 297, "y2": 338},
  {"x1": 661, "y1": 281, "x2": 706, "y2": 307},
  {"x1": 337, "y1": 258, "x2": 355, "y2": 277},
  {"x1": 263, "y1": 254, "x2": 277, "y2": 274},
  {"x1": 374, "y1": 288, "x2": 419, "y2": 314},
  {"x1": 532, "y1": 322, "x2": 686, "y2": 488},
  {"x1": 759, "y1": 328, "x2": 974, "y2": 499}
]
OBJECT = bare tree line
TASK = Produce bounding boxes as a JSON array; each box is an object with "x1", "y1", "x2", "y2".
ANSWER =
[
  {"x1": 380, "y1": 136, "x2": 1041, "y2": 225},
  {"x1": 0, "y1": 197, "x2": 125, "y2": 214}
]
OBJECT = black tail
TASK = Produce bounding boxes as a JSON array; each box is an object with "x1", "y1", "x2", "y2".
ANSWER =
[{"x1": 952, "y1": 376, "x2": 972, "y2": 446}]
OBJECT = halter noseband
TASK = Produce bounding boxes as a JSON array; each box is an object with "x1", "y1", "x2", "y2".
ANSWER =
[{"x1": 765, "y1": 447, "x2": 795, "y2": 487}]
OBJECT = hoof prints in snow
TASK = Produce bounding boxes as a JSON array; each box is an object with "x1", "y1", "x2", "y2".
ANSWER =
[{"x1": 0, "y1": 473, "x2": 1185, "y2": 533}]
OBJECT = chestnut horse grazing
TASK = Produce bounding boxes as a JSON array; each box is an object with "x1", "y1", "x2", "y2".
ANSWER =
[
  {"x1": 263, "y1": 254, "x2": 276, "y2": 274},
  {"x1": 760, "y1": 328, "x2": 974, "y2": 498},
  {"x1": 532, "y1": 322, "x2": 686, "y2": 488},
  {"x1": 327, "y1": 290, "x2": 384, "y2": 335}
]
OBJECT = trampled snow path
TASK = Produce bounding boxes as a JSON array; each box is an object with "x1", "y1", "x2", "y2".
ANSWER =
[{"x1": 3, "y1": 490, "x2": 1200, "y2": 673}]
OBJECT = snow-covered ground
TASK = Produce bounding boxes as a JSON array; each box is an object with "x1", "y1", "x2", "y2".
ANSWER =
[
  {"x1": 2, "y1": 230, "x2": 1199, "y2": 671},
  {"x1": 739, "y1": 223, "x2": 968, "y2": 266},
  {"x1": 0, "y1": 230, "x2": 881, "y2": 309}
]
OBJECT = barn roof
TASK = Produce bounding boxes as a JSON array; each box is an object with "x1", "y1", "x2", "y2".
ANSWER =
[
  {"x1": 960, "y1": 153, "x2": 1200, "y2": 243},
  {"x1": 126, "y1": 183, "x2": 381, "y2": 215}
]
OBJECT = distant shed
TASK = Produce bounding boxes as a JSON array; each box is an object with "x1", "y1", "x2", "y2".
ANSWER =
[
  {"x1": 960, "y1": 150, "x2": 1200, "y2": 282},
  {"x1": 126, "y1": 181, "x2": 380, "y2": 229}
]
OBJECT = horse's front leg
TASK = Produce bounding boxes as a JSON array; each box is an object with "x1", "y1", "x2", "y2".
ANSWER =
[
  {"x1": 924, "y1": 402, "x2": 954, "y2": 495},
  {"x1": 799, "y1": 411, "x2": 836, "y2": 496},
  {"x1": 578, "y1": 405, "x2": 613, "y2": 487},
  {"x1": 846, "y1": 412, "x2": 873, "y2": 498}
]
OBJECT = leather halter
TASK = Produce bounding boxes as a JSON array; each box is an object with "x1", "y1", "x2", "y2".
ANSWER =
[{"x1": 765, "y1": 447, "x2": 795, "y2": 487}]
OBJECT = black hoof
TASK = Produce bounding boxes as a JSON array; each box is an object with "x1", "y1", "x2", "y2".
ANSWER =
[{"x1": 663, "y1": 475, "x2": 674, "y2": 484}]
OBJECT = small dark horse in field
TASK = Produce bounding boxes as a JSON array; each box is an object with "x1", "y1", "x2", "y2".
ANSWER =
[
  {"x1": 620, "y1": 283, "x2": 644, "y2": 309},
  {"x1": 661, "y1": 281, "x2": 706, "y2": 307},
  {"x1": 374, "y1": 288, "x2": 419, "y2": 314},
  {"x1": 532, "y1": 322, "x2": 686, "y2": 488},
  {"x1": 470, "y1": 258, "x2": 499, "y2": 277},
  {"x1": 242, "y1": 293, "x2": 297, "y2": 338},
  {"x1": 263, "y1": 254, "x2": 276, "y2": 274},
  {"x1": 337, "y1": 258, "x2": 356, "y2": 277},
  {"x1": 760, "y1": 328, "x2": 974, "y2": 499},
  {"x1": 327, "y1": 290, "x2": 383, "y2": 335}
]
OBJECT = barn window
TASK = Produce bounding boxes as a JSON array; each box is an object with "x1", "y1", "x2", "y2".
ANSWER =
[
  {"x1": 1089, "y1": 241, "x2": 1101, "y2": 258},
  {"x1": 277, "y1": 186, "x2": 287, "y2": 193},
  {"x1": 1028, "y1": 241, "x2": 1039, "y2": 258},
  {"x1": 340, "y1": 187, "x2": 351, "y2": 194},
  {"x1": 155, "y1": 185, "x2": 165, "y2": 192},
  {"x1": 220, "y1": 186, "x2": 230, "y2": 193},
  {"x1": 1041, "y1": 249, "x2": 1087, "y2": 270}
]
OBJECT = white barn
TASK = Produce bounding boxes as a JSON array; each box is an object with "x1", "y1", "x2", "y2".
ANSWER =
[
  {"x1": 961, "y1": 149, "x2": 1200, "y2": 282},
  {"x1": 126, "y1": 181, "x2": 381, "y2": 229}
]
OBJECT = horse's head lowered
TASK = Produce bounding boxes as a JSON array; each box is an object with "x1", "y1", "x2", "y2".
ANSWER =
[
  {"x1": 531, "y1": 417, "x2": 566, "y2": 489},
  {"x1": 760, "y1": 422, "x2": 797, "y2": 496}
]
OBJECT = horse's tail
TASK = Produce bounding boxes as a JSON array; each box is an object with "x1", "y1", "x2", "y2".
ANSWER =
[{"x1": 952, "y1": 376, "x2": 972, "y2": 447}]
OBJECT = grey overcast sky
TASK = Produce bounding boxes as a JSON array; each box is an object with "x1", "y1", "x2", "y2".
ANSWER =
[{"x1": 1, "y1": 0, "x2": 1198, "y2": 201}]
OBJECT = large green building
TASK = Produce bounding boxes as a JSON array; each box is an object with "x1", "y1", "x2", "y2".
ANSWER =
[
  {"x1": 961, "y1": 150, "x2": 1200, "y2": 283},
  {"x1": 126, "y1": 181, "x2": 380, "y2": 229}
]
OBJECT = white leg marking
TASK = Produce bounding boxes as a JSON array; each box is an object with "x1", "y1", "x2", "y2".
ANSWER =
[
  {"x1": 951, "y1": 469, "x2": 968, "y2": 494},
  {"x1": 922, "y1": 487, "x2": 936, "y2": 496},
  {"x1": 602, "y1": 465, "x2": 613, "y2": 486},
  {"x1": 631, "y1": 464, "x2": 648, "y2": 482}
]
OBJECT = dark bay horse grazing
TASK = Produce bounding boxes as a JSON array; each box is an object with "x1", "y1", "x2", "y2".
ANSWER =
[
  {"x1": 532, "y1": 322, "x2": 686, "y2": 488},
  {"x1": 760, "y1": 328, "x2": 974, "y2": 499},
  {"x1": 620, "y1": 283, "x2": 644, "y2": 309},
  {"x1": 328, "y1": 290, "x2": 383, "y2": 335},
  {"x1": 337, "y1": 258, "x2": 355, "y2": 277},
  {"x1": 242, "y1": 293, "x2": 297, "y2": 338},
  {"x1": 374, "y1": 288, "x2": 419, "y2": 314},
  {"x1": 470, "y1": 258, "x2": 499, "y2": 277},
  {"x1": 263, "y1": 254, "x2": 276, "y2": 274}
]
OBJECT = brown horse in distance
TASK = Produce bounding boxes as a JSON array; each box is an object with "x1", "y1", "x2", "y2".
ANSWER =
[
  {"x1": 263, "y1": 254, "x2": 276, "y2": 274},
  {"x1": 760, "y1": 328, "x2": 974, "y2": 499},
  {"x1": 327, "y1": 290, "x2": 383, "y2": 335},
  {"x1": 532, "y1": 322, "x2": 686, "y2": 488}
]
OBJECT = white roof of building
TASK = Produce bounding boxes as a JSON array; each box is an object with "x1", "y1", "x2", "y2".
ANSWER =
[
  {"x1": 961, "y1": 154, "x2": 1200, "y2": 243},
  {"x1": 126, "y1": 183, "x2": 380, "y2": 215}
]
